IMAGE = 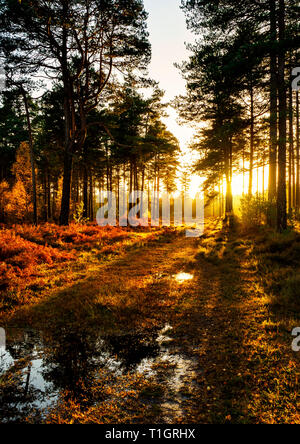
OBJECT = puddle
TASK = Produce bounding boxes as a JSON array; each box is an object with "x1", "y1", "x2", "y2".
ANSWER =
[
  {"x1": 0, "y1": 324, "x2": 199, "y2": 423},
  {"x1": 174, "y1": 273, "x2": 194, "y2": 283},
  {"x1": 136, "y1": 324, "x2": 198, "y2": 423}
]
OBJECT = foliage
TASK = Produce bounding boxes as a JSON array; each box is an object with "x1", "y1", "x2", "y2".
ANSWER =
[
  {"x1": 0, "y1": 90, "x2": 28, "y2": 180},
  {"x1": 0, "y1": 223, "x2": 167, "y2": 310},
  {"x1": 4, "y1": 179, "x2": 32, "y2": 223},
  {"x1": 0, "y1": 0, "x2": 152, "y2": 224},
  {"x1": 281, "y1": 274, "x2": 300, "y2": 309},
  {"x1": 240, "y1": 194, "x2": 270, "y2": 229},
  {"x1": 250, "y1": 227, "x2": 300, "y2": 312},
  {"x1": 0, "y1": 180, "x2": 9, "y2": 222},
  {"x1": 179, "y1": 0, "x2": 300, "y2": 230},
  {"x1": 73, "y1": 202, "x2": 89, "y2": 225},
  {"x1": 0, "y1": 142, "x2": 33, "y2": 223}
]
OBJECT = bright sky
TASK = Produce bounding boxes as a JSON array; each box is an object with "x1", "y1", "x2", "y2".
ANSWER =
[
  {"x1": 143, "y1": 0, "x2": 195, "y2": 150},
  {"x1": 143, "y1": 1, "x2": 267, "y2": 198},
  {"x1": 143, "y1": 0, "x2": 203, "y2": 195}
]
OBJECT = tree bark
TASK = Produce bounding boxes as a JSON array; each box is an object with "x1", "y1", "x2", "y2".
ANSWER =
[
  {"x1": 83, "y1": 161, "x2": 88, "y2": 220},
  {"x1": 59, "y1": 3, "x2": 76, "y2": 226},
  {"x1": 21, "y1": 88, "x2": 38, "y2": 226},
  {"x1": 225, "y1": 143, "x2": 233, "y2": 215},
  {"x1": 296, "y1": 91, "x2": 300, "y2": 210},
  {"x1": 288, "y1": 62, "x2": 294, "y2": 212},
  {"x1": 276, "y1": 0, "x2": 287, "y2": 231},
  {"x1": 268, "y1": 0, "x2": 278, "y2": 203},
  {"x1": 248, "y1": 83, "x2": 255, "y2": 195}
]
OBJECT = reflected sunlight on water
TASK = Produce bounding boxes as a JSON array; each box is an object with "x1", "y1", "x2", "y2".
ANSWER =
[
  {"x1": 174, "y1": 273, "x2": 194, "y2": 283},
  {"x1": 0, "y1": 321, "x2": 199, "y2": 423}
]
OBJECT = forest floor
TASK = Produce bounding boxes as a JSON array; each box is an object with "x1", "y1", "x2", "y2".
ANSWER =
[{"x1": 0, "y1": 219, "x2": 299, "y2": 424}]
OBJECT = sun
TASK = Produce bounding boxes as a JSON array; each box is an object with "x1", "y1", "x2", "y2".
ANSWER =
[
  {"x1": 188, "y1": 175, "x2": 203, "y2": 199},
  {"x1": 232, "y1": 174, "x2": 245, "y2": 196}
]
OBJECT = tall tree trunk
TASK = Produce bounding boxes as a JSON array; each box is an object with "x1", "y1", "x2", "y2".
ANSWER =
[
  {"x1": 276, "y1": 0, "x2": 287, "y2": 231},
  {"x1": 43, "y1": 174, "x2": 48, "y2": 222},
  {"x1": 60, "y1": 81, "x2": 75, "y2": 225},
  {"x1": 117, "y1": 168, "x2": 120, "y2": 219},
  {"x1": 83, "y1": 162, "x2": 88, "y2": 220},
  {"x1": 60, "y1": 149, "x2": 73, "y2": 226},
  {"x1": 225, "y1": 143, "x2": 233, "y2": 215},
  {"x1": 288, "y1": 64, "x2": 294, "y2": 212},
  {"x1": 21, "y1": 88, "x2": 38, "y2": 226},
  {"x1": 296, "y1": 91, "x2": 300, "y2": 210},
  {"x1": 242, "y1": 145, "x2": 245, "y2": 195},
  {"x1": 47, "y1": 171, "x2": 51, "y2": 220},
  {"x1": 248, "y1": 84, "x2": 255, "y2": 195},
  {"x1": 89, "y1": 171, "x2": 94, "y2": 221},
  {"x1": 268, "y1": 0, "x2": 278, "y2": 203},
  {"x1": 60, "y1": 88, "x2": 74, "y2": 226},
  {"x1": 263, "y1": 151, "x2": 265, "y2": 196},
  {"x1": 60, "y1": 8, "x2": 75, "y2": 226}
]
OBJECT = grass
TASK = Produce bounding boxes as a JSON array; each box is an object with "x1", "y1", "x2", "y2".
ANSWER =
[
  {"x1": 182, "y1": 220, "x2": 300, "y2": 423},
  {"x1": 0, "y1": 223, "x2": 172, "y2": 314},
  {"x1": 0, "y1": 219, "x2": 300, "y2": 424}
]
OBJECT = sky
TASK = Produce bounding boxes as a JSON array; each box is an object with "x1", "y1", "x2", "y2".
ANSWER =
[
  {"x1": 143, "y1": 0, "x2": 195, "y2": 150},
  {"x1": 143, "y1": 1, "x2": 267, "y2": 197},
  {"x1": 143, "y1": 0, "x2": 201, "y2": 194}
]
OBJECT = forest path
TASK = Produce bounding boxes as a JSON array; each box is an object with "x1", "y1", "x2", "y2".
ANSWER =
[
  {"x1": 3, "y1": 230, "x2": 200, "y2": 332},
  {"x1": 1, "y1": 221, "x2": 299, "y2": 424}
]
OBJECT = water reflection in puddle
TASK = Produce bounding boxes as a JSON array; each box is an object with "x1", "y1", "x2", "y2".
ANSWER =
[
  {"x1": 0, "y1": 325, "x2": 198, "y2": 423},
  {"x1": 0, "y1": 330, "x2": 59, "y2": 423},
  {"x1": 174, "y1": 273, "x2": 194, "y2": 283},
  {"x1": 136, "y1": 324, "x2": 198, "y2": 423}
]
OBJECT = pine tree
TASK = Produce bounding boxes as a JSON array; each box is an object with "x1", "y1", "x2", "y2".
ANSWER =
[{"x1": 0, "y1": 0, "x2": 151, "y2": 225}]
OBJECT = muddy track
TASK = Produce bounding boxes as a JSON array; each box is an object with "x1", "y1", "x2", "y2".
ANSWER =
[{"x1": 1, "y1": 224, "x2": 299, "y2": 423}]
